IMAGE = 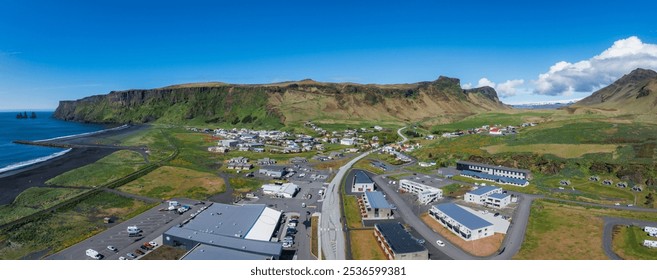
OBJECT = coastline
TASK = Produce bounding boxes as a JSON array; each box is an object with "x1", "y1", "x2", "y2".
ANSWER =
[{"x1": 0, "y1": 124, "x2": 148, "y2": 206}]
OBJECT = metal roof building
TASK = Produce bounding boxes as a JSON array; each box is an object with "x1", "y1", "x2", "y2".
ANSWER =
[
  {"x1": 360, "y1": 191, "x2": 394, "y2": 220},
  {"x1": 261, "y1": 183, "x2": 299, "y2": 198},
  {"x1": 364, "y1": 191, "x2": 394, "y2": 209},
  {"x1": 354, "y1": 170, "x2": 373, "y2": 184},
  {"x1": 461, "y1": 170, "x2": 529, "y2": 187},
  {"x1": 163, "y1": 203, "x2": 283, "y2": 259},
  {"x1": 352, "y1": 170, "x2": 375, "y2": 193},
  {"x1": 181, "y1": 244, "x2": 275, "y2": 260},
  {"x1": 429, "y1": 203, "x2": 494, "y2": 241},
  {"x1": 374, "y1": 222, "x2": 428, "y2": 260}
]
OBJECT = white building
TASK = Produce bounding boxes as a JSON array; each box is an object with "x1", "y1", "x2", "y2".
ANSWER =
[
  {"x1": 261, "y1": 183, "x2": 299, "y2": 198},
  {"x1": 352, "y1": 171, "x2": 375, "y2": 192},
  {"x1": 398, "y1": 179, "x2": 442, "y2": 205},
  {"x1": 429, "y1": 203, "x2": 494, "y2": 241},
  {"x1": 340, "y1": 138, "x2": 356, "y2": 146},
  {"x1": 219, "y1": 140, "x2": 239, "y2": 148},
  {"x1": 644, "y1": 240, "x2": 657, "y2": 248},
  {"x1": 645, "y1": 226, "x2": 657, "y2": 237},
  {"x1": 465, "y1": 186, "x2": 510, "y2": 209}
]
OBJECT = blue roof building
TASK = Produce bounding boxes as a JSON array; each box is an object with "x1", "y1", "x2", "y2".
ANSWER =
[
  {"x1": 374, "y1": 223, "x2": 428, "y2": 260},
  {"x1": 361, "y1": 191, "x2": 394, "y2": 219},
  {"x1": 429, "y1": 203, "x2": 494, "y2": 241}
]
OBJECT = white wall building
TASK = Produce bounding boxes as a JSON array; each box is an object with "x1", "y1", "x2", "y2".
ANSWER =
[
  {"x1": 261, "y1": 183, "x2": 299, "y2": 198},
  {"x1": 352, "y1": 171, "x2": 375, "y2": 193},
  {"x1": 465, "y1": 186, "x2": 510, "y2": 208},
  {"x1": 644, "y1": 240, "x2": 657, "y2": 248},
  {"x1": 645, "y1": 226, "x2": 657, "y2": 237},
  {"x1": 398, "y1": 179, "x2": 442, "y2": 205},
  {"x1": 340, "y1": 138, "x2": 356, "y2": 145},
  {"x1": 429, "y1": 203, "x2": 494, "y2": 241}
]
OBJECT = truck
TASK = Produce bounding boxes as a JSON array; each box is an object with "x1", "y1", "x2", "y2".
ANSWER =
[{"x1": 86, "y1": 249, "x2": 102, "y2": 260}]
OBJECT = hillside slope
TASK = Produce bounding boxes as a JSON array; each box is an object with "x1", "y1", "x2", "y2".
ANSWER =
[
  {"x1": 54, "y1": 76, "x2": 509, "y2": 127},
  {"x1": 571, "y1": 68, "x2": 657, "y2": 113}
]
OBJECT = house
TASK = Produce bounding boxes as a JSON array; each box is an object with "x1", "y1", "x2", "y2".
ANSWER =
[
  {"x1": 398, "y1": 179, "x2": 442, "y2": 205},
  {"x1": 329, "y1": 151, "x2": 343, "y2": 159},
  {"x1": 485, "y1": 193, "x2": 512, "y2": 209},
  {"x1": 589, "y1": 176, "x2": 600, "y2": 182},
  {"x1": 229, "y1": 157, "x2": 250, "y2": 164},
  {"x1": 352, "y1": 171, "x2": 375, "y2": 193},
  {"x1": 257, "y1": 158, "x2": 277, "y2": 165},
  {"x1": 603, "y1": 179, "x2": 613, "y2": 186},
  {"x1": 559, "y1": 180, "x2": 571, "y2": 186},
  {"x1": 489, "y1": 127, "x2": 503, "y2": 135},
  {"x1": 340, "y1": 138, "x2": 356, "y2": 146},
  {"x1": 227, "y1": 162, "x2": 253, "y2": 170},
  {"x1": 373, "y1": 126, "x2": 383, "y2": 131},
  {"x1": 616, "y1": 182, "x2": 627, "y2": 188},
  {"x1": 465, "y1": 186, "x2": 506, "y2": 208},
  {"x1": 645, "y1": 226, "x2": 657, "y2": 237},
  {"x1": 219, "y1": 140, "x2": 239, "y2": 148},
  {"x1": 290, "y1": 157, "x2": 308, "y2": 164},
  {"x1": 359, "y1": 191, "x2": 394, "y2": 219},
  {"x1": 261, "y1": 183, "x2": 299, "y2": 198},
  {"x1": 428, "y1": 203, "x2": 494, "y2": 241},
  {"x1": 374, "y1": 223, "x2": 428, "y2": 260},
  {"x1": 631, "y1": 185, "x2": 643, "y2": 192},
  {"x1": 208, "y1": 146, "x2": 229, "y2": 153},
  {"x1": 258, "y1": 166, "x2": 288, "y2": 178}
]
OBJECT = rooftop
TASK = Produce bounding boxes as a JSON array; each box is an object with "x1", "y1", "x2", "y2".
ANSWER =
[
  {"x1": 260, "y1": 165, "x2": 287, "y2": 172},
  {"x1": 434, "y1": 203, "x2": 493, "y2": 230},
  {"x1": 468, "y1": 186, "x2": 500, "y2": 196},
  {"x1": 375, "y1": 222, "x2": 427, "y2": 254},
  {"x1": 181, "y1": 244, "x2": 274, "y2": 260},
  {"x1": 457, "y1": 160, "x2": 530, "y2": 174},
  {"x1": 165, "y1": 227, "x2": 282, "y2": 257},
  {"x1": 461, "y1": 170, "x2": 528, "y2": 185},
  {"x1": 178, "y1": 203, "x2": 279, "y2": 241},
  {"x1": 354, "y1": 171, "x2": 374, "y2": 185},
  {"x1": 364, "y1": 191, "x2": 394, "y2": 209},
  {"x1": 488, "y1": 192, "x2": 510, "y2": 200}
]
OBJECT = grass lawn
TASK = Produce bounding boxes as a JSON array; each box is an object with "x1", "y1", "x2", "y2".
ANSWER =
[
  {"x1": 229, "y1": 177, "x2": 264, "y2": 193},
  {"x1": 0, "y1": 191, "x2": 154, "y2": 259},
  {"x1": 442, "y1": 183, "x2": 472, "y2": 198},
  {"x1": 352, "y1": 159, "x2": 385, "y2": 175},
  {"x1": 430, "y1": 112, "x2": 554, "y2": 132},
  {"x1": 343, "y1": 195, "x2": 363, "y2": 229},
  {"x1": 310, "y1": 216, "x2": 319, "y2": 258},
  {"x1": 539, "y1": 177, "x2": 634, "y2": 205},
  {"x1": 483, "y1": 144, "x2": 621, "y2": 159},
  {"x1": 515, "y1": 200, "x2": 657, "y2": 260},
  {"x1": 46, "y1": 150, "x2": 146, "y2": 187},
  {"x1": 421, "y1": 213, "x2": 503, "y2": 257},
  {"x1": 349, "y1": 229, "x2": 386, "y2": 260},
  {"x1": 118, "y1": 166, "x2": 225, "y2": 200},
  {"x1": 612, "y1": 225, "x2": 657, "y2": 260},
  {"x1": 0, "y1": 187, "x2": 88, "y2": 225},
  {"x1": 140, "y1": 245, "x2": 188, "y2": 260},
  {"x1": 451, "y1": 175, "x2": 541, "y2": 194}
]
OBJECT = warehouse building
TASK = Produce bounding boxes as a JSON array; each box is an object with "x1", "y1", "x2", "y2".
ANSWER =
[
  {"x1": 259, "y1": 166, "x2": 288, "y2": 178},
  {"x1": 457, "y1": 160, "x2": 531, "y2": 181},
  {"x1": 360, "y1": 191, "x2": 394, "y2": 219},
  {"x1": 398, "y1": 179, "x2": 443, "y2": 205},
  {"x1": 352, "y1": 171, "x2": 375, "y2": 192},
  {"x1": 374, "y1": 222, "x2": 428, "y2": 260},
  {"x1": 163, "y1": 203, "x2": 283, "y2": 260},
  {"x1": 181, "y1": 244, "x2": 275, "y2": 260},
  {"x1": 429, "y1": 203, "x2": 494, "y2": 241},
  {"x1": 261, "y1": 183, "x2": 299, "y2": 198}
]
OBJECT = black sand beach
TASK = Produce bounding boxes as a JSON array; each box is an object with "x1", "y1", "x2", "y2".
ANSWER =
[{"x1": 0, "y1": 125, "x2": 148, "y2": 205}]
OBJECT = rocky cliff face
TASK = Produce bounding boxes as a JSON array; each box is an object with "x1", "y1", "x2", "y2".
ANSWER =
[{"x1": 54, "y1": 76, "x2": 508, "y2": 126}]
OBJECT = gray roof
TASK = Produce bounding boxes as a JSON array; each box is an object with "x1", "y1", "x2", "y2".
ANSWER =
[
  {"x1": 365, "y1": 191, "x2": 393, "y2": 209},
  {"x1": 181, "y1": 244, "x2": 274, "y2": 260},
  {"x1": 434, "y1": 203, "x2": 493, "y2": 230},
  {"x1": 354, "y1": 171, "x2": 373, "y2": 184},
  {"x1": 181, "y1": 203, "x2": 264, "y2": 238},
  {"x1": 260, "y1": 165, "x2": 287, "y2": 173},
  {"x1": 165, "y1": 227, "x2": 282, "y2": 257},
  {"x1": 375, "y1": 222, "x2": 426, "y2": 254},
  {"x1": 469, "y1": 186, "x2": 500, "y2": 196},
  {"x1": 457, "y1": 160, "x2": 530, "y2": 174},
  {"x1": 488, "y1": 192, "x2": 510, "y2": 199}
]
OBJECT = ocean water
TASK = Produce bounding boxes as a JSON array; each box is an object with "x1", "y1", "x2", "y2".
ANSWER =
[{"x1": 0, "y1": 111, "x2": 106, "y2": 174}]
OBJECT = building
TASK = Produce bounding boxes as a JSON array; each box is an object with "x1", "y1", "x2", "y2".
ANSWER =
[
  {"x1": 163, "y1": 203, "x2": 283, "y2": 259},
  {"x1": 257, "y1": 158, "x2": 277, "y2": 165},
  {"x1": 229, "y1": 157, "x2": 250, "y2": 164},
  {"x1": 457, "y1": 160, "x2": 532, "y2": 180},
  {"x1": 208, "y1": 146, "x2": 229, "y2": 153},
  {"x1": 429, "y1": 203, "x2": 494, "y2": 241},
  {"x1": 644, "y1": 240, "x2": 657, "y2": 248},
  {"x1": 290, "y1": 157, "x2": 308, "y2": 164},
  {"x1": 259, "y1": 166, "x2": 288, "y2": 178},
  {"x1": 340, "y1": 138, "x2": 356, "y2": 145},
  {"x1": 374, "y1": 223, "x2": 428, "y2": 260},
  {"x1": 398, "y1": 179, "x2": 442, "y2": 205},
  {"x1": 352, "y1": 171, "x2": 375, "y2": 192},
  {"x1": 360, "y1": 191, "x2": 394, "y2": 219},
  {"x1": 485, "y1": 192, "x2": 512, "y2": 209},
  {"x1": 261, "y1": 183, "x2": 299, "y2": 198},
  {"x1": 464, "y1": 186, "x2": 509, "y2": 209},
  {"x1": 460, "y1": 170, "x2": 529, "y2": 187},
  {"x1": 645, "y1": 226, "x2": 657, "y2": 237},
  {"x1": 220, "y1": 140, "x2": 239, "y2": 148},
  {"x1": 181, "y1": 244, "x2": 275, "y2": 260},
  {"x1": 227, "y1": 162, "x2": 253, "y2": 170}
]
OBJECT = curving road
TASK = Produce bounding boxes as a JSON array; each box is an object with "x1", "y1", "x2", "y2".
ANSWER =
[{"x1": 602, "y1": 217, "x2": 657, "y2": 260}]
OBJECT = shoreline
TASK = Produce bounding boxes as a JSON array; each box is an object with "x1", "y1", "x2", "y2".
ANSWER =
[{"x1": 0, "y1": 124, "x2": 148, "y2": 206}]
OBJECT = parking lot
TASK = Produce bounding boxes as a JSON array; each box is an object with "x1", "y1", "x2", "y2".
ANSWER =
[{"x1": 48, "y1": 198, "x2": 203, "y2": 260}]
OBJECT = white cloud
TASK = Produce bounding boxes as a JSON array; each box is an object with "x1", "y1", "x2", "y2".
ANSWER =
[
  {"x1": 496, "y1": 79, "x2": 525, "y2": 97},
  {"x1": 476, "y1": 77, "x2": 496, "y2": 88},
  {"x1": 534, "y1": 36, "x2": 657, "y2": 95},
  {"x1": 462, "y1": 82, "x2": 473, "y2": 89}
]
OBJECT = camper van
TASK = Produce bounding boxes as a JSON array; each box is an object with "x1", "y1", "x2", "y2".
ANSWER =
[
  {"x1": 86, "y1": 249, "x2": 102, "y2": 260},
  {"x1": 127, "y1": 226, "x2": 142, "y2": 236}
]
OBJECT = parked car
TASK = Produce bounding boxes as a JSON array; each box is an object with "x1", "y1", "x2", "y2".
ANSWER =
[
  {"x1": 118, "y1": 256, "x2": 127, "y2": 260},
  {"x1": 134, "y1": 249, "x2": 145, "y2": 256},
  {"x1": 107, "y1": 245, "x2": 117, "y2": 252},
  {"x1": 149, "y1": 241, "x2": 158, "y2": 247},
  {"x1": 140, "y1": 245, "x2": 150, "y2": 251},
  {"x1": 127, "y1": 253, "x2": 137, "y2": 259},
  {"x1": 436, "y1": 240, "x2": 445, "y2": 247}
]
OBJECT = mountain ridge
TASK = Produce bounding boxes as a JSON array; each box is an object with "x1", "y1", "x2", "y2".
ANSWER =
[{"x1": 572, "y1": 68, "x2": 657, "y2": 113}]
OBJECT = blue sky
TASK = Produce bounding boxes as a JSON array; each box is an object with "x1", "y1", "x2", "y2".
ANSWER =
[{"x1": 1, "y1": 0, "x2": 657, "y2": 109}]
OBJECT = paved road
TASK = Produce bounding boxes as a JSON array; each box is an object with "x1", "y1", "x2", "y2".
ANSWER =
[
  {"x1": 397, "y1": 126, "x2": 408, "y2": 143},
  {"x1": 602, "y1": 217, "x2": 657, "y2": 260},
  {"x1": 319, "y1": 149, "x2": 378, "y2": 260}
]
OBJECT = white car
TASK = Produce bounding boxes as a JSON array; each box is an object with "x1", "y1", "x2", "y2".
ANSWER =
[
  {"x1": 107, "y1": 245, "x2": 117, "y2": 251},
  {"x1": 148, "y1": 241, "x2": 158, "y2": 247},
  {"x1": 614, "y1": 203, "x2": 621, "y2": 206},
  {"x1": 118, "y1": 257, "x2": 127, "y2": 260},
  {"x1": 436, "y1": 240, "x2": 445, "y2": 247}
]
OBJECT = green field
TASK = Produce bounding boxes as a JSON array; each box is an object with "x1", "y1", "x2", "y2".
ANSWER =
[
  {"x1": 344, "y1": 195, "x2": 363, "y2": 229},
  {"x1": 229, "y1": 177, "x2": 264, "y2": 193},
  {"x1": 118, "y1": 166, "x2": 225, "y2": 200},
  {"x1": 0, "y1": 191, "x2": 154, "y2": 259},
  {"x1": 430, "y1": 111, "x2": 554, "y2": 132},
  {"x1": 612, "y1": 225, "x2": 657, "y2": 260},
  {"x1": 0, "y1": 187, "x2": 88, "y2": 225},
  {"x1": 46, "y1": 150, "x2": 146, "y2": 187}
]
